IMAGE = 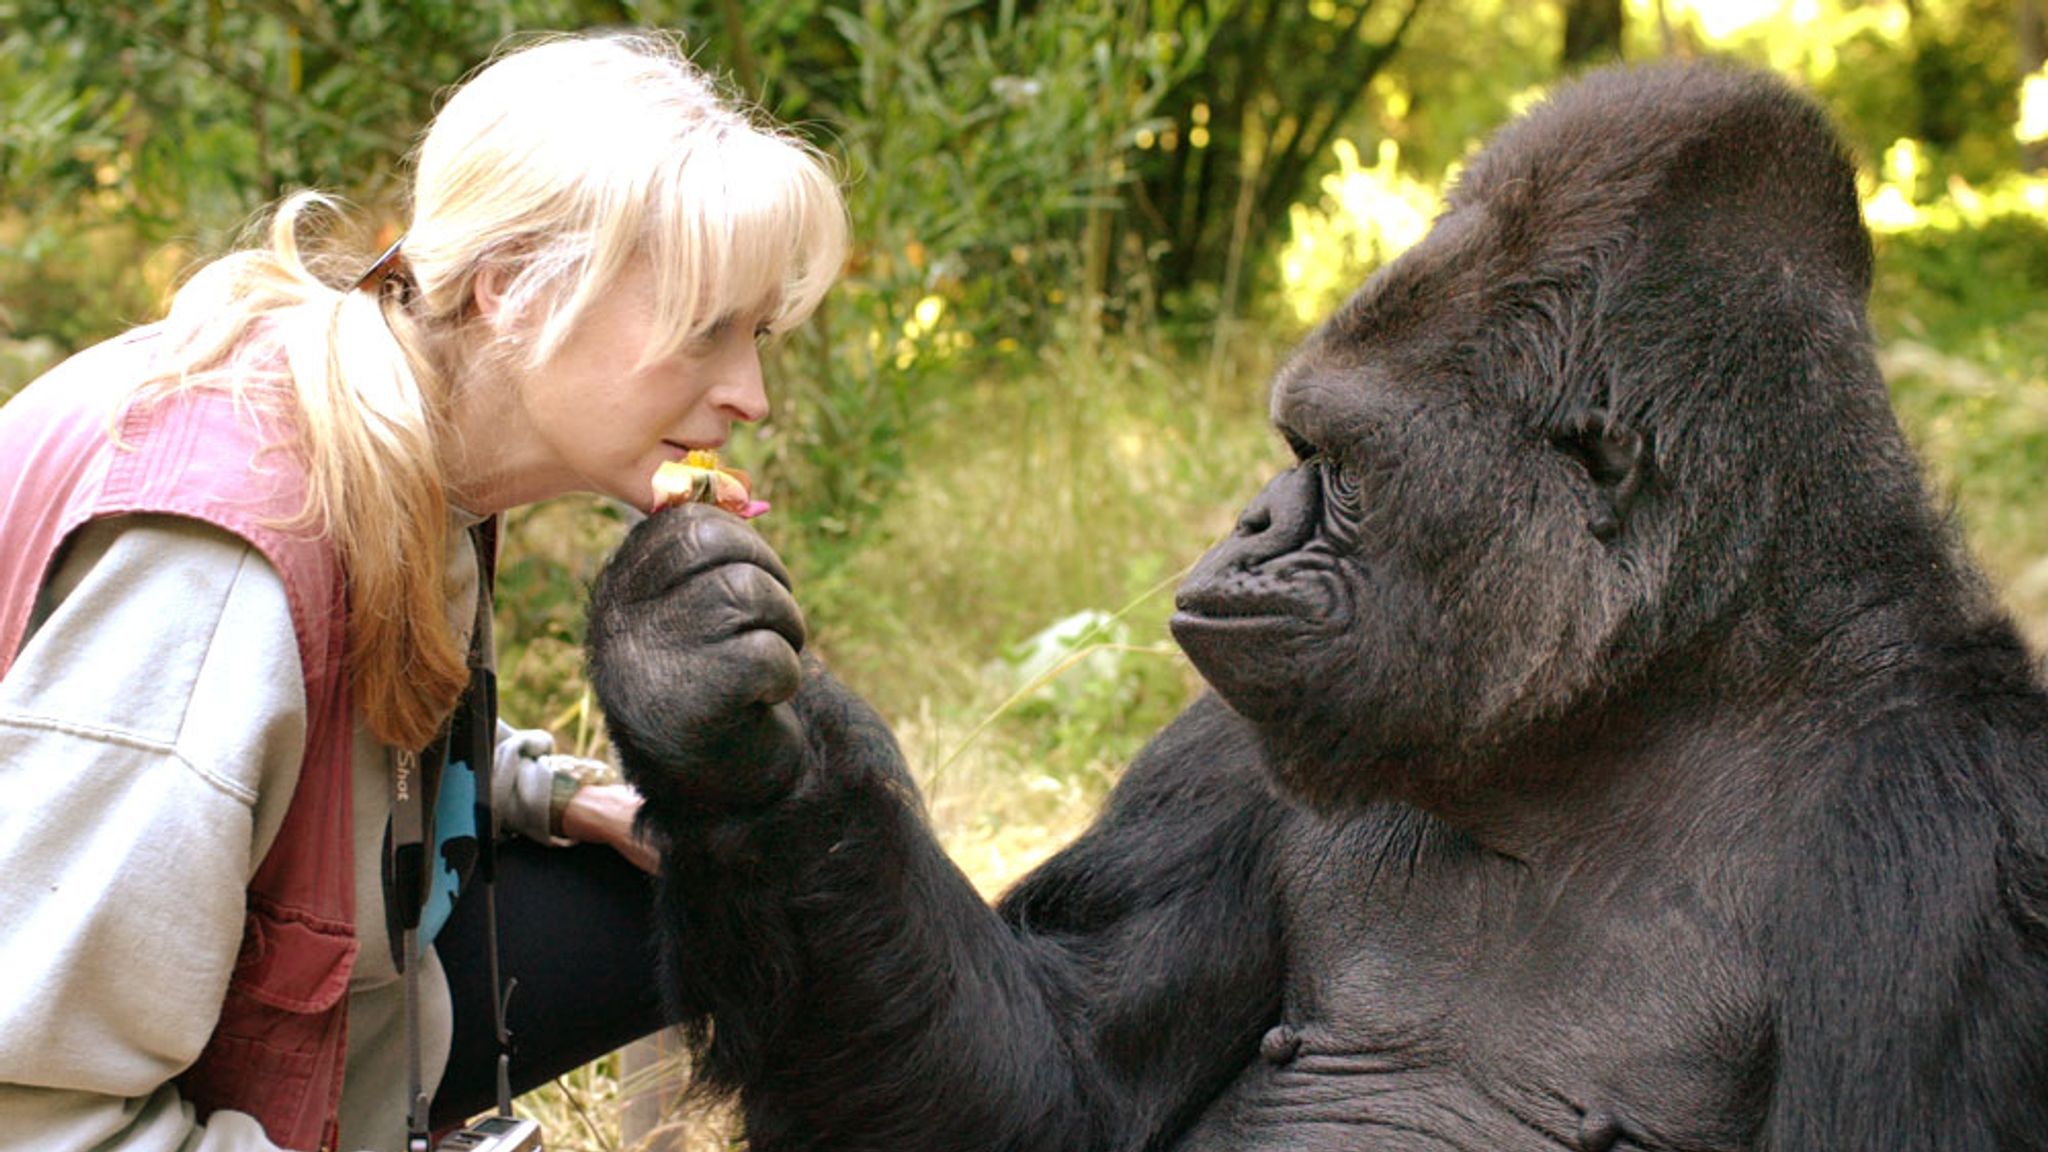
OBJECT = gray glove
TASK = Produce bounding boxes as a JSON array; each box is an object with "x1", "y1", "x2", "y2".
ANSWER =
[{"x1": 492, "y1": 719, "x2": 616, "y2": 842}]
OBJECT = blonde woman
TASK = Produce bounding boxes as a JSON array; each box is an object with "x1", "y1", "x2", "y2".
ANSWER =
[{"x1": 0, "y1": 30, "x2": 846, "y2": 1152}]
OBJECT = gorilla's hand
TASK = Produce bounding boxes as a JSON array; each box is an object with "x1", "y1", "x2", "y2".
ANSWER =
[{"x1": 587, "y1": 504, "x2": 807, "y2": 819}]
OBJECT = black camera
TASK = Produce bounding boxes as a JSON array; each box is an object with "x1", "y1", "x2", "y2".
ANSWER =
[{"x1": 432, "y1": 1115, "x2": 542, "y2": 1151}]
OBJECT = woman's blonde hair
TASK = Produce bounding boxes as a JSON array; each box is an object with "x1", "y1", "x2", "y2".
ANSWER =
[{"x1": 150, "y1": 30, "x2": 848, "y2": 750}]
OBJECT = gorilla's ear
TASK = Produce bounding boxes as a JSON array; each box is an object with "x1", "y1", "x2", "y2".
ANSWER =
[{"x1": 1552, "y1": 407, "x2": 1649, "y2": 544}]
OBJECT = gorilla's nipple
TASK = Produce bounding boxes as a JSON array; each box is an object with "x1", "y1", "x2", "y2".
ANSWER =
[
  {"x1": 1258, "y1": 1024, "x2": 1303, "y2": 1065},
  {"x1": 1577, "y1": 1106, "x2": 1642, "y2": 1152}
]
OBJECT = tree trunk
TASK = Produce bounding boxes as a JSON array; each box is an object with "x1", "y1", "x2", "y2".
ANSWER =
[
  {"x1": 2022, "y1": 0, "x2": 2048, "y2": 170},
  {"x1": 1130, "y1": 0, "x2": 1426, "y2": 309},
  {"x1": 1562, "y1": 0, "x2": 1625, "y2": 69},
  {"x1": 714, "y1": 0, "x2": 760, "y2": 97}
]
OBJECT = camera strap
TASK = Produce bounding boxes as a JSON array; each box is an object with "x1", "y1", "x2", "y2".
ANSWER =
[
  {"x1": 391, "y1": 740, "x2": 434, "y2": 1152},
  {"x1": 389, "y1": 519, "x2": 516, "y2": 1151}
]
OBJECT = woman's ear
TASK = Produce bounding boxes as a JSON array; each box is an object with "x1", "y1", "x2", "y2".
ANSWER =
[{"x1": 471, "y1": 263, "x2": 513, "y2": 328}]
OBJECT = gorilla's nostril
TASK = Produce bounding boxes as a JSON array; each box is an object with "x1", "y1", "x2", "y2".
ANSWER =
[{"x1": 1239, "y1": 506, "x2": 1272, "y2": 535}]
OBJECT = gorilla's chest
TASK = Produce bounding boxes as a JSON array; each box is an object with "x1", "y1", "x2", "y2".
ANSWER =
[{"x1": 1179, "y1": 811, "x2": 1771, "y2": 1151}]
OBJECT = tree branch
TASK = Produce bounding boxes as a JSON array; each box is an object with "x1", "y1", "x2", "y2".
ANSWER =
[
  {"x1": 714, "y1": 0, "x2": 761, "y2": 97},
  {"x1": 144, "y1": 23, "x2": 412, "y2": 158},
  {"x1": 242, "y1": 0, "x2": 444, "y2": 102}
]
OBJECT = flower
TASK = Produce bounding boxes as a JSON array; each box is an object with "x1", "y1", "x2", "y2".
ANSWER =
[{"x1": 652, "y1": 451, "x2": 770, "y2": 519}]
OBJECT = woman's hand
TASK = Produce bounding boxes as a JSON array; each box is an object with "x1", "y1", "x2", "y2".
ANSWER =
[{"x1": 559, "y1": 782, "x2": 660, "y2": 873}]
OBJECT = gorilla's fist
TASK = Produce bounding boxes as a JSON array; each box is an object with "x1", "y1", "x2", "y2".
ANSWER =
[{"x1": 587, "y1": 504, "x2": 808, "y2": 819}]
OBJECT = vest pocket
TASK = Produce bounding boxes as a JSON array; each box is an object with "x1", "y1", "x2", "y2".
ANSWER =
[
  {"x1": 176, "y1": 896, "x2": 358, "y2": 1150},
  {"x1": 222, "y1": 897, "x2": 357, "y2": 1012}
]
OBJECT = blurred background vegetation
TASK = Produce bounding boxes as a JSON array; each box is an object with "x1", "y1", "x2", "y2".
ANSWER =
[{"x1": 5, "y1": 0, "x2": 2048, "y2": 1146}]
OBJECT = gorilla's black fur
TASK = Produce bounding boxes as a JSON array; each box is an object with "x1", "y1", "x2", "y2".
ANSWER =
[{"x1": 588, "y1": 62, "x2": 2048, "y2": 1151}]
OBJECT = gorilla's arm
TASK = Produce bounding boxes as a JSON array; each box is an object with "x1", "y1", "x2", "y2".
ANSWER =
[
  {"x1": 1759, "y1": 708, "x2": 2048, "y2": 1151},
  {"x1": 589, "y1": 508, "x2": 1287, "y2": 1152},
  {"x1": 681, "y1": 687, "x2": 1283, "y2": 1152}
]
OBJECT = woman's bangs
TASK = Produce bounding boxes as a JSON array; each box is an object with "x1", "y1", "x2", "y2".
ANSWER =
[{"x1": 642, "y1": 133, "x2": 845, "y2": 365}]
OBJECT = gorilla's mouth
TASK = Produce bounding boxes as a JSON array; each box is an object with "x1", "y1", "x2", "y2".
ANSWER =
[
  {"x1": 1167, "y1": 602, "x2": 1327, "y2": 652},
  {"x1": 1170, "y1": 565, "x2": 1347, "y2": 628},
  {"x1": 1169, "y1": 599, "x2": 1333, "y2": 714},
  {"x1": 1170, "y1": 589, "x2": 1289, "y2": 621},
  {"x1": 1166, "y1": 609, "x2": 1300, "y2": 661},
  {"x1": 1169, "y1": 602, "x2": 1330, "y2": 653}
]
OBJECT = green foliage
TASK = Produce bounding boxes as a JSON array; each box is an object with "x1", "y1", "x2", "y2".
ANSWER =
[
  {"x1": 0, "y1": 9, "x2": 163, "y2": 347},
  {"x1": 1135, "y1": 0, "x2": 1431, "y2": 308},
  {"x1": 1875, "y1": 0, "x2": 2017, "y2": 176},
  {"x1": 1868, "y1": 191, "x2": 2048, "y2": 633},
  {"x1": 493, "y1": 496, "x2": 634, "y2": 755},
  {"x1": 731, "y1": 0, "x2": 1202, "y2": 552},
  {"x1": 0, "y1": 0, "x2": 561, "y2": 344},
  {"x1": 1378, "y1": 0, "x2": 1558, "y2": 171},
  {"x1": 982, "y1": 607, "x2": 1194, "y2": 800},
  {"x1": 773, "y1": 317, "x2": 1280, "y2": 830},
  {"x1": 1276, "y1": 135, "x2": 1441, "y2": 329},
  {"x1": 1875, "y1": 209, "x2": 2048, "y2": 380},
  {"x1": 1629, "y1": 0, "x2": 2027, "y2": 183}
]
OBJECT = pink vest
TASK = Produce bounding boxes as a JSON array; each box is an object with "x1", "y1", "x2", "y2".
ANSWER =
[{"x1": 0, "y1": 328, "x2": 358, "y2": 1152}]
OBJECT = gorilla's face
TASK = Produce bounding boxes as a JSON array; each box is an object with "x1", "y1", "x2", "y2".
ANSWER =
[
  {"x1": 1169, "y1": 64, "x2": 1887, "y2": 813},
  {"x1": 1171, "y1": 200, "x2": 1659, "y2": 811}
]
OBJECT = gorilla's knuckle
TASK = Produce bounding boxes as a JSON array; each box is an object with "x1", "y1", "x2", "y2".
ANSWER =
[{"x1": 724, "y1": 628, "x2": 803, "y2": 697}]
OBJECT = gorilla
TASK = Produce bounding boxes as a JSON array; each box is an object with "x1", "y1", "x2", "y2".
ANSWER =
[{"x1": 587, "y1": 62, "x2": 2048, "y2": 1150}]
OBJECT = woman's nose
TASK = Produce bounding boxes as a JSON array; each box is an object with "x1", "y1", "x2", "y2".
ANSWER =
[{"x1": 716, "y1": 348, "x2": 770, "y2": 423}]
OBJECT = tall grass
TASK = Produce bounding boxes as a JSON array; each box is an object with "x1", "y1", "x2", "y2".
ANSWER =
[{"x1": 780, "y1": 328, "x2": 1284, "y2": 888}]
